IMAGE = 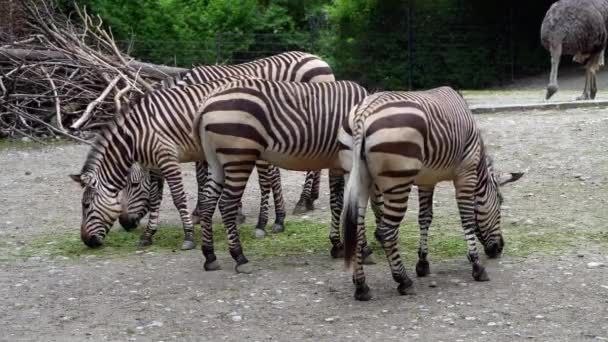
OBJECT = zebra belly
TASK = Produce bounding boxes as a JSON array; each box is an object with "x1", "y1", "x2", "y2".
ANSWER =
[
  {"x1": 177, "y1": 147, "x2": 205, "y2": 163},
  {"x1": 260, "y1": 150, "x2": 339, "y2": 171},
  {"x1": 414, "y1": 167, "x2": 456, "y2": 187}
]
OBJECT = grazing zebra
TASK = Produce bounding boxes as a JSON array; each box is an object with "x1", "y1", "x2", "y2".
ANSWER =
[
  {"x1": 120, "y1": 51, "x2": 333, "y2": 233},
  {"x1": 70, "y1": 76, "x2": 286, "y2": 249},
  {"x1": 193, "y1": 79, "x2": 369, "y2": 273},
  {"x1": 340, "y1": 87, "x2": 524, "y2": 300}
]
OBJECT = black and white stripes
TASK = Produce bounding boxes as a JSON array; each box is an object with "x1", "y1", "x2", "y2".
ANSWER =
[
  {"x1": 71, "y1": 76, "x2": 286, "y2": 249},
  {"x1": 194, "y1": 79, "x2": 368, "y2": 273},
  {"x1": 339, "y1": 87, "x2": 523, "y2": 300}
]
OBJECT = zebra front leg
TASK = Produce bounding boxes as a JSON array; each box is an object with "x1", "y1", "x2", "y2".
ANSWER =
[
  {"x1": 416, "y1": 186, "x2": 435, "y2": 277},
  {"x1": 455, "y1": 174, "x2": 489, "y2": 282},
  {"x1": 218, "y1": 160, "x2": 257, "y2": 274},
  {"x1": 329, "y1": 171, "x2": 345, "y2": 258},
  {"x1": 293, "y1": 171, "x2": 319, "y2": 214},
  {"x1": 191, "y1": 161, "x2": 208, "y2": 225},
  {"x1": 268, "y1": 165, "x2": 286, "y2": 233},
  {"x1": 159, "y1": 160, "x2": 196, "y2": 250},
  {"x1": 139, "y1": 169, "x2": 164, "y2": 247},
  {"x1": 253, "y1": 161, "x2": 272, "y2": 238},
  {"x1": 374, "y1": 188, "x2": 415, "y2": 296}
]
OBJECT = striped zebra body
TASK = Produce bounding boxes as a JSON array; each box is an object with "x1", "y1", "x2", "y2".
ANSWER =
[
  {"x1": 194, "y1": 79, "x2": 368, "y2": 273},
  {"x1": 70, "y1": 76, "x2": 286, "y2": 249},
  {"x1": 121, "y1": 51, "x2": 335, "y2": 236},
  {"x1": 339, "y1": 87, "x2": 523, "y2": 300}
]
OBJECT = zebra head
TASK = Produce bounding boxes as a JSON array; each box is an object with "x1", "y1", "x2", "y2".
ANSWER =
[
  {"x1": 475, "y1": 155, "x2": 524, "y2": 258},
  {"x1": 70, "y1": 172, "x2": 122, "y2": 248},
  {"x1": 118, "y1": 164, "x2": 151, "y2": 231}
]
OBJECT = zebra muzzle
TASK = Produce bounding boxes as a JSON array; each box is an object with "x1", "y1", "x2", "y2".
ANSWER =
[{"x1": 119, "y1": 214, "x2": 140, "y2": 231}]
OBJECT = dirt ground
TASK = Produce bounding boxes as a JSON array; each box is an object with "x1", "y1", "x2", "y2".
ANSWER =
[{"x1": 1, "y1": 84, "x2": 608, "y2": 340}]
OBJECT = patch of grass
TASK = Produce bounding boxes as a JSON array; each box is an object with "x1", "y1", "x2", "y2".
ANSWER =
[
  {"x1": 9, "y1": 216, "x2": 608, "y2": 263},
  {"x1": 0, "y1": 137, "x2": 74, "y2": 150}
]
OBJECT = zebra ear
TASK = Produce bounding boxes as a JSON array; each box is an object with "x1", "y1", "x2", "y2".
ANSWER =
[
  {"x1": 70, "y1": 174, "x2": 85, "y2": 188},
  {"x1": 499, "y1": 172, "x2": 524, "y2": 186}
]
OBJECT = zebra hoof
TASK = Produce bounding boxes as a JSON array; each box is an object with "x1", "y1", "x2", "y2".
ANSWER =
[
  {"x1": 472, "y1": 263, "x2": 490, "y2": 282},
  {"x1": 416, "y1": 260, "x2": 431, "y2": 277},
  {"x1": 330, "y1": 245, "x2": 344, "y2": 259},
  {"x1": 397, "y1": 282, "x2": 416, "y2": 296},
  {"x1": 362, "y1": 254, "x2": 376, "y2": 265},
  {"x1": 354, "y1": 284, "x2": 372, "y2": 301},
  {"x1": 138, "y1": 237, "x2": 153, "y2": 247},
  {"x1": 361, "y1": 246, "x2": 375, "y2": 265},
  {"x1": 180, "y1": 240, "x2": 196, "y2": 250},
  {"x1": 255, "y1": 229, "x2": 266, "y2": 239},
  {"x1": 293, "y1": 199, "x2": 314, "y2": 214},
  {"x1": 204, "y1": 259, "x2": 221, "y2": 271},
  {"x1": 235, "y1": 263, "x2": 253, "y2": 274},
  {"x1": 236, "y1": 213, "x2": 246, "y2": 225},
  {"x1": 271, "y1": 223, "x2": 285, "y2": 233}
]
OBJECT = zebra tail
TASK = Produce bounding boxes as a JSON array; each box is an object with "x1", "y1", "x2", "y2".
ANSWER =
[{"x1": 343, "y1": 127, "x2": 370, "y2": 268}]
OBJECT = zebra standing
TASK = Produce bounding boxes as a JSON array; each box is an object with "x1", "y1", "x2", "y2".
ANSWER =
[
  {"x1": 193, "y1": 79, "x2": 369, "y2": 273},
  {"x1": 120, "y1": 51, "x2": 333, "y2": 236},
  {"x1": 70, "y1": 76, "x2": 286, "y2": 249},
  {"x1": 340, "y1": 87, "x2": 523, "y2": 300}
]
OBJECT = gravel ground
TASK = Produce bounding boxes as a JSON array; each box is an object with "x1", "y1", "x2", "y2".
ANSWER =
[{"x1": 1, "y1": 96, "x2": 608, "y2": 340}]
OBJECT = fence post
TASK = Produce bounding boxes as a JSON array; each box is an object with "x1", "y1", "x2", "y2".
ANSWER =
[
  {"x1": 215, "y1": 32, "x2": 222, "y2": 64},
  {"x1": 407, "y1": 2, "x2": 414, "y2": 90},
  {"x1": 309, "y1": 16, "x2": 318, "y2": 52}
]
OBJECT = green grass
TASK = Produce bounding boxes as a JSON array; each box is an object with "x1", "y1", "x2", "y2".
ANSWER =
[
  {"x1": 10, "y1": 215, "x2": 607, "y2": 263},
  {"x1": 0, "y1": 137, "x2": 75, "y2": 150}
]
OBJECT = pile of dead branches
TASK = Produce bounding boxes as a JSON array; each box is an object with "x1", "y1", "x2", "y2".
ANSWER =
[{"x1": 0, "y1": 0, "x2": 187, "y2": 142}]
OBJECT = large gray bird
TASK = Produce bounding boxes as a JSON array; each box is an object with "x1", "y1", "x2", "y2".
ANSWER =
[{"x1": 541, "y1": 0, "x2": 608, "y2": 100}]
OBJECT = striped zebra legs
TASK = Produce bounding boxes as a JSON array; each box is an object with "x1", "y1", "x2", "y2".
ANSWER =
[
  {"x1": 139, "y1": 169, "x2": 164, "y2": 246},
  {"x1": 268, "y1": 165, "x2": 287, "y2": 233},
  {"x1": 293, "y1": 171, "x2": 321, "y2": 214},
  {"x1": 253, "y1": 162, "x2": 286, "y2": 238},
  {"x1": 191, "y1": 161, "x2": 208, "y2": 225},
  {"x1": 455, "y1": 172, "x2": 490, "y2": 282},
  {"x1": 156, "y1": 158, "x2": 196, "y2": 250},
  {"x1": 374, "y1": 184, "x2": 416, "y2": 297},
  {"x1": 329, "y1": 172, "x2": 345, "y2": 257},
  {"x1": 416, "y1": 186, "x2": 434, "y2": 277}
]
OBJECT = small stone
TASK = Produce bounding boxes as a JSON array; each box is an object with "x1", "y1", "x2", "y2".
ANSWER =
[
  {"x1": 587, "y1": 262, "x2": 605, "y2": 269},
  {"x1": 24, "y1": 171, "x2": 31, "y2": 175},
  {"x1": 324, "y1": 317, "x2": 337, "y2": 322},
  {"x1": 21, "y1": 137, "x2": 31, "y2": 142},
  {"x1": 465, "y1": 317, "x2": 476, "y2": 321},
  {"x1": 231, "y1": 315, "x2": 242, "y2": 322},
  {"x1": 146, "y1": 321, "x2": 163, "y2": 328},
  {"x1": 487, "y1": 322, "x2": 497, "y2": 326},
  {"x1": 577, "y1": 253, "x2": 585, "y2": 258},
  {"x1": 524, "y1": 219, "x2": 535, "y2": 225},
  {"x1": 429, "y1": 281, "x2": 437, "y2": 288},
  {"x1": 535, "y1": 315, "x2": 544, "y2": 319}
]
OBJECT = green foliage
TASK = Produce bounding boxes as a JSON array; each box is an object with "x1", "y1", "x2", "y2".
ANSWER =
[{"x1": 65, "y1": 0, "x2": 557, "y2": 89}]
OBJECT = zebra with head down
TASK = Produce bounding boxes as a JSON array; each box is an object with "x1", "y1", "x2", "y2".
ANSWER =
[
  {"x1": 118, "y1": 51, "x2": 335, "y2": 243},
  {"x1": 339, "y1": 87, "x2": 524, "y2": 300}
]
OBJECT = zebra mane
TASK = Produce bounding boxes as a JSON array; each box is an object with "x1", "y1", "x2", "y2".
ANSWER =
[{"x1": 80, "y1": 104, "x2": 134, "y2": 179}]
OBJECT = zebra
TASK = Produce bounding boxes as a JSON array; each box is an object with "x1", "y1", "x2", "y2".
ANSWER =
[
  {"x1": 119, "y1": 51, "x2": 334, "y2": 234},
  {"x1": 193, "y1": 79, "x2": 369, "y2": 273},
  {"x1": 70, "y1": 76, "x2": 286, "y2": 250},
  {"x1": 339, "y1": 87, "x2": 524, "y2": 300}
]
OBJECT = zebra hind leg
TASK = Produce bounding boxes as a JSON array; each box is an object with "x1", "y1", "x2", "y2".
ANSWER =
[
  {"x1": 374, "y1": 188, "x2": 415, "y2": 296},
  {"x1": 199, "y1": 163, "x2": 224, "y2": 271},
  {"x1": 415, "y1": 187, "x2": 435, "y2": 277},
  {"x1": 218, "y1": 160, "x2": 257, "y2": 274}
]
